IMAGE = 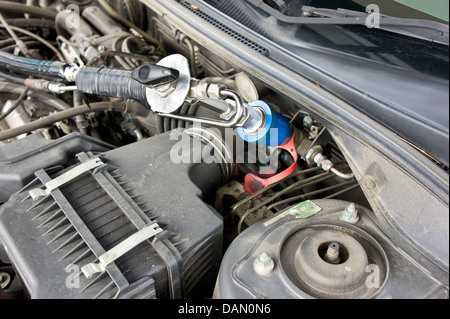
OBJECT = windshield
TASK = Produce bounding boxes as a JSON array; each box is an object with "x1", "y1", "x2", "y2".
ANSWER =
[
  {"x1": 295, "y1": 11, "x2": 449, "y2": 79},
  {"x1": 204, "y1": 0, "x2": 450, "y2": 80},
  {"x1": 290, "y1": 0, "x2": 449, "y2": 79}
]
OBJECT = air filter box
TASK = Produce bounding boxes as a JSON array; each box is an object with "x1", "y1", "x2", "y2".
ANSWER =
[
  {"x1": 0, "y1": 133, "x2": 113, "y2": 203},
  {"x1": 0, "y1": 130, "x2": 224, "y2": 299}
]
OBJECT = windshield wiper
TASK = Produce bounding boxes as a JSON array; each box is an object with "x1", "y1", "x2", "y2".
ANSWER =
[{"x1": 245, "y1": 0, "x2": 450, "y2": 45}]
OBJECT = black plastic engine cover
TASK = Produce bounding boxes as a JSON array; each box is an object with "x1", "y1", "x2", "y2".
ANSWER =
[
  {"x1": 0, "y1": 130, "x2": 224, "y2": 299},
  {"x1": 0, "y1": 133, "x2": 113, "y2": 203}
]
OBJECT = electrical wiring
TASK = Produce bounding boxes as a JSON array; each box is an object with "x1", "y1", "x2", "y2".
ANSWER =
[
  {"x1": 0, "y1": 24, "x2": 64, "y2": 61},
  {"x1": 0, "y1": 88, "x2": 29, "y2": 122},
  {"x1": 0, "y1": 13, "x2": 30, "y2": 57}
]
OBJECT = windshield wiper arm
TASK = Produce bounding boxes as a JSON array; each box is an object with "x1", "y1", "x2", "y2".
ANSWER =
[{"x1": 246, "y1": 0, "x2": 449, "y2": 45}]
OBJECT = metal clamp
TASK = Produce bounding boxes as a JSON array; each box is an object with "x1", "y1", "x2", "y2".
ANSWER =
[
  {"x1": 81, "y1": 223, "x2": 163, "y2": 278},
  {"x1": 244, "y1": 130, "x2": 299, "y2": 194},
  {"x1": 29, "y1": 157, "x2": 104, "y2": 200},
  {"x1": 158, "y1": 90, "x2": 245, "y2": 128}
]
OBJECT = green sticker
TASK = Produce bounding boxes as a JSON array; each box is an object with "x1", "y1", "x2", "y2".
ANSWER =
[
  {"x1": 264, "y1": 200, "x2": 322, "y2": 227},
  {"x1": 284, "y1": 200, "x2": 322, "y2": 219}
]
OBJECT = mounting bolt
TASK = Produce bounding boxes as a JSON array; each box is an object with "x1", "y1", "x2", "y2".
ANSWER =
[
  {"x1": 340, "y1": 203, "x2": 360, "y2": 224},
  {"x1": 253, "y1": 252, "x2": 275, "y2": 276},
  {"x1": 365, "y1": 177, "x2": 377, "y2": 191},
  {"x1": 324, "y1": 242, "x2": 341, "y2": 264}
]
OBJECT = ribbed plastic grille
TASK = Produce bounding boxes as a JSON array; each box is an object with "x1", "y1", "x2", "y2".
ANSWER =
[
  {"x1": 26, "y1": 164, "x2": 159, "y2": 299},
  {"x1": 30, "y1": 175, "x2": 120, "y2": 299},
  {"x1": 179, "y1": 0, "x2": 268, "y2": 54},
  {"x1": 24, "y1": 161, "x2": 219, "y2": 298}
]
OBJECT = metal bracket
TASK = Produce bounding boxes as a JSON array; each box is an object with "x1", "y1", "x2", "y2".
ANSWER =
[
  {"x1": 59, "y1": 42, "x2": 85, "y2": 68},
  {"x1": 81, "y1": 223, "x2": 163, "y2": 279},
  {"x1": 29, "y1": 157, "x2": 104, "y2": 200}
]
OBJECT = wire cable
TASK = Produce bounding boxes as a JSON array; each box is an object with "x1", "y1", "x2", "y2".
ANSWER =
[
  {"x1": 0, "y1": 13, "x2": 30, "y2": 57},
  {"x1": 0, "y1": 25, "x2": 65, "y2": 61},
  {"x1": 0, "y1": 88, "x2": 29, "y2": 122}
]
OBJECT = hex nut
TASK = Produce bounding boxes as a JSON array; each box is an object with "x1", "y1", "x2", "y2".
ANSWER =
[
  {"x1": 253, "y1": 253, "x2": 275, "y2": 276},
  {"x1": 339, "y1": 203, "x2": 360, "y2": 224}
]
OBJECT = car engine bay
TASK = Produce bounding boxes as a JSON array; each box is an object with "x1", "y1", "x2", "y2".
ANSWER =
[{"x1": 0, "y1": 0, "x2": 448, "y2": 299}]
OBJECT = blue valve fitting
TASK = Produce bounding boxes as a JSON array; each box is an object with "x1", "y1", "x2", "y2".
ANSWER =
[{"x1": 237, "y1": 100, "x2": 293, "y2": 146}]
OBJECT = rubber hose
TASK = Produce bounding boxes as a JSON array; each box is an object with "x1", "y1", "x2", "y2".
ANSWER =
[
  {"x1": 0, "y1": 70, "x2": 26, "y2": 85},
  {"x1": 0, "y1": 101, "x2": 127, "y2": 141},
  {"x1": 0, "y1": 51, "x2": 69, "y2": 81},
  {"x1": 164, "y1": 116, "x2": 171, "y2": 132},
  {"x1": 186, "y1": 102, "x2": 200, "y2": 127},
  {"x1": 178, "y1": 102, "x2": 190, "y2": 129},
  {"x1": 157, "y1": 114, "x2": 165, "y2": 134},
  {"x1": 97, "y1": 0, "x2": 166, "y2": 55},
  {"x1": 0, "y1": 1, "x2": 57, "y2": 19},
  {"x1": 4, "y1": 18, "x2": 55, "y2": 29},
  {"x1": 171, "y1": 118, "x2": 177, "y2": 131},
  {"x1": 75, "y1": 66, "x2": 150, "y2": 109}
]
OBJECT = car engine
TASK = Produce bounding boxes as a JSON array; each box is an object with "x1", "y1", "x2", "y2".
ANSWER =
[{"x1": 0, "y1": 0, "x2": 448, "y2": 300}]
